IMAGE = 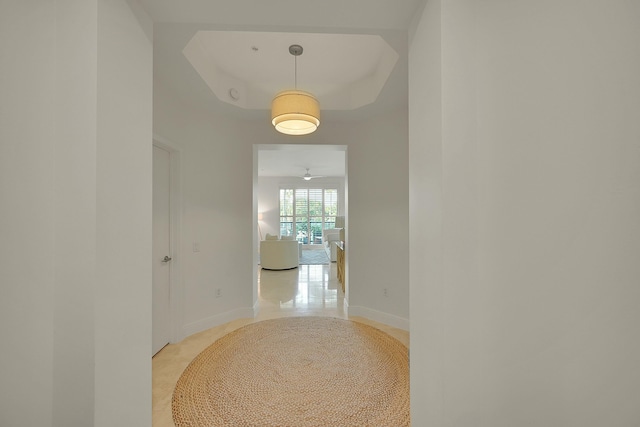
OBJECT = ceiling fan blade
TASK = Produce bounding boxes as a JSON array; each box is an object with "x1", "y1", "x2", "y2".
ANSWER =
[{"x1": 298, "y1": 168, "x2": 326, "y2": 180}]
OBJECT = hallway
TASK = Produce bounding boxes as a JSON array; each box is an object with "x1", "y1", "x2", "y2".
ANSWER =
[{"x1": 152, "y1": 263, "x2": 409, "y2": 426}]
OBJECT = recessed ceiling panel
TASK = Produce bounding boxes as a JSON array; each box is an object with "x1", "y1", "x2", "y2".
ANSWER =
[{"x1": 183, "y1": 31, "x2": 398, "y2": 111}]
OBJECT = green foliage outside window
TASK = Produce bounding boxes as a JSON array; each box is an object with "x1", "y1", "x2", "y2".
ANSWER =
[{"x1": 279, "y1": 188, "x2": 338, "y2": 243}]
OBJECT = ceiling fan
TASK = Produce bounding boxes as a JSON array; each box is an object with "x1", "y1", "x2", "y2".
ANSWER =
[{"x1": 301, "y1": 168, "x2": 324, "y2": 181}]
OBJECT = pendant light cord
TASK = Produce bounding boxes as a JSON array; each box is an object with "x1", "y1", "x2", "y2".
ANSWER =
[{"x1": 294, "y1": 54, "x2": 298, "y2": 89}]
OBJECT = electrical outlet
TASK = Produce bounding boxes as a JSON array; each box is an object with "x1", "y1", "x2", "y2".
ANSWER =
[
  {"x1": 383, "y1": 288, "x2": 388, "y2": 297},
  {"x1": 215, "y1": 288, "x2": 222, "y2": 298}
]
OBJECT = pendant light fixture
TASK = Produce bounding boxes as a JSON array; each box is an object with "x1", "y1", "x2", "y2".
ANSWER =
[{"x1": 271, "y1": 45, "x2": 320, "y2": 136}]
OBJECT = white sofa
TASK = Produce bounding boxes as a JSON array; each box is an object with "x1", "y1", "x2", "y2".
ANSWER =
[
  {"x1": 260, "y1": 236, "x2": 299, "y2": 270},
  {"x1": 322, "y1": 228, "x2": 343, "y2": 262}
]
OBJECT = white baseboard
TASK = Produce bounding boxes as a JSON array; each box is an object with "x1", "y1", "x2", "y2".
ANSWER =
[
  {"x1": 347, "y1": 306, "x2": 409, "y2": 331},
  {"x1": 180, "y1": 307, "x2": 256, "y2": 340}
]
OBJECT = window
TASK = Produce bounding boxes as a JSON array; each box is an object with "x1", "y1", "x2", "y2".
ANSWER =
[{"x1": 280, "y1": 188, "x2": 338, "y2": 244}]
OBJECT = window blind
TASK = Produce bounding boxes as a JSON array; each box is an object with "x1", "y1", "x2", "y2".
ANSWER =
[{"x1": 279, "y1": 187, "x2": 338, "y2": 244}]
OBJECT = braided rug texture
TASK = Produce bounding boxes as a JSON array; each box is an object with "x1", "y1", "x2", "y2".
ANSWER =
[{"x1": 172, "y1": 317, "x2": 409, "y2": 426}]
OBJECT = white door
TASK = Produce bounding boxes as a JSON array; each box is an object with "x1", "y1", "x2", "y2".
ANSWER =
[{"x1": 152, "y1": 145, "x2": 171, "y2": 356}]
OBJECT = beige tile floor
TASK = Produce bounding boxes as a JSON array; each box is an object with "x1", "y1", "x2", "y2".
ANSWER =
[{"x1": 152, "y1": 256, "x2": 409, "y2": 426}]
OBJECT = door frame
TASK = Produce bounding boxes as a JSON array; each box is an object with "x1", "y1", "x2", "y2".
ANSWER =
[
  {"x1": 153, "y1": 135, "x2": 183, "y2": 345},
  {"x1": 253, "y1": 144, "x2": 349, "y2": 308}
]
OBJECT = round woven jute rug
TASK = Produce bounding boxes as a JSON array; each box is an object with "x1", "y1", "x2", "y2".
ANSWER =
[{"x1": 172, "y1": 316, "x2": 409, "y2": 426}]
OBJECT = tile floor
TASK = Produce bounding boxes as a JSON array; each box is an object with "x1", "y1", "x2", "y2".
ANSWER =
[{"x1": 152, "y1": 257, "x2": 409, "y2": 427}]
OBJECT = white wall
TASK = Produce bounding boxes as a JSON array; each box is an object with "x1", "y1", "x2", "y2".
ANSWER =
[
  {"x1": 410, "y1": 0, "x2": 640, "y2": 425},
  {"x1": 154, "y1": 85, "x2": 410, "y2": 334},
  {"x1": 1, "y1": 2, "x2": 57, "y2": 425},
  {"x1": 53, "y1": 1, "x2": 99, "y2": 425},
  {"x1": 153, "y1": 89, "x2": 259, "y2": 337},
  {"x1": 408, "y1": 0, "x2": 442, "y2": 424},
  {"x1": 95, "y1": 0, "x2": 153, "y2": 425},
  {"x1": 345, "y1": 109, "x2": 410, "y2": 327},
  {"x1": 0, "y1": 1, "x2": 152, "y2": 426}
]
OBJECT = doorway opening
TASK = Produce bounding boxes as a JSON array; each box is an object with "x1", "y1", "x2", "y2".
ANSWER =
[{"x1": 253, "y1": 144, "x2": 348, "y2": 314}]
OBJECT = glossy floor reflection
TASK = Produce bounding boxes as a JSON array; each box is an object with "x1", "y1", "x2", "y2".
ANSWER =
[
  {"x1": 152, "y1": 257, "x2": 408, "y2": 427},
  {"x1": 258, "y1": 263, "x2": 345, "y2": 319}
]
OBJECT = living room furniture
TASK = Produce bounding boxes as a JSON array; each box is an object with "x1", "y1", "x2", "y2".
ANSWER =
[
  {"x1": 260, "y1": 238, "x2": 299, "y2": 270},
  {"x1": 322, "y1": 228, "x2": 343, "y2": 262},
  {"x1": 336, "y1": 241, "x2": 345, "y2": 292}
]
